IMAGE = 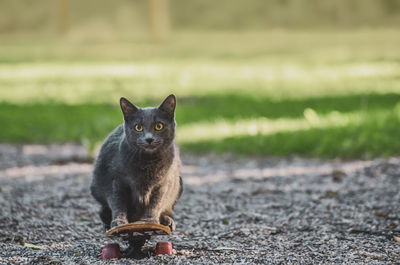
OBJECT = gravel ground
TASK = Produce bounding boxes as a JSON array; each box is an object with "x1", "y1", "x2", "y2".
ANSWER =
[{"x1": 0, "y1": 144, "x2": 399, "y2": 264}]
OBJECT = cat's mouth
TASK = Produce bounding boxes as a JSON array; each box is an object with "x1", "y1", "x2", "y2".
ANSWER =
[
  {"x1": 141, "y1": 144, "x2": 159, "y2": 152},
  {"x1": 137, "y1": 139, "x2": 163, "y2": 152}
]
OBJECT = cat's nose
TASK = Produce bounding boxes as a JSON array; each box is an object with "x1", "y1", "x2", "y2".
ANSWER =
[{"x1": 145, "y1": 138, "x2": 154, "y2": 144}]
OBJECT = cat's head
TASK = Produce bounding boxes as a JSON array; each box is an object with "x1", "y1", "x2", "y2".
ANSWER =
[{"x1": 120, "y1": 94, "x2": 176, "y2": 153}]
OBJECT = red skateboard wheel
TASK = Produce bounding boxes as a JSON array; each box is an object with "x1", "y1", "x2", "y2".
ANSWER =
[
  {"x1": 102, "y1": 243, "x2": 120, "y2": 259},
  {"x1": 155, "y1": 241, "x2": 173, "y2": 255}
]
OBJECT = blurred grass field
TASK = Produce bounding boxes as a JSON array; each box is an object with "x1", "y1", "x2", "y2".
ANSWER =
[{"x1": 1, "y1": 30, "x2": 400, "y2": 158}]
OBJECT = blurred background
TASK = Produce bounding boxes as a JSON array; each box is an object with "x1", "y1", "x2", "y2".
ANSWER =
[{"x1": 1, "y1": 0, "x2": 400, "y2": 158}]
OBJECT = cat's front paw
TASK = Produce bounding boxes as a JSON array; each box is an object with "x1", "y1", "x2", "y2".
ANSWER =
[
  {"x1": 160, "y1": 215, "x2": 176, "y2": 232},
  {"x1": 111, "y1": 217, "x2": 129, "y2": 228}
]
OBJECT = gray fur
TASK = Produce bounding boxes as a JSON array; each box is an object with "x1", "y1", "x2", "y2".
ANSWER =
[{"x1": 90, "y1": 95, "x2": 182, "y2": 231}]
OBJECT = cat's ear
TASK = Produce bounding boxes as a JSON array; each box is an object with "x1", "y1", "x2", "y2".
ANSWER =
[
  {"x1": 159, "y1": 94, "x2": 176, "y2": 116},
  {"x1": 120, "y1": 97, "x2": 138, "y2": 121}
]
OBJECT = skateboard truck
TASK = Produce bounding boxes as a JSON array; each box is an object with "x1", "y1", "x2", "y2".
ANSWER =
[{"x1": 102, "y1": 222, "x2": 173, "y2": 259}]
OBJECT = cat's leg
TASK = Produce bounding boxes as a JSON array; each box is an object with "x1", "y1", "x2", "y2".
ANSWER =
[
  {"x1": 159, "y1": 176, "x2": 181, "y2": 231},
  {"x1": 99, "y1": 205, "x2": 112, "y2": 231},
  {"x1": 109, "y1": 180, "x2": 129, "y2": 228},
  {"x1": 139, "y1": 187, "x2": 166, "y2": 224},
  {"x1": 159, "y1": 176, "x2": 181, "y2": 230},
  {"x1": 142, "y1": 180, "x2": 180, "y2": 229},
  {"x1": 141, "y1": 207, "x2": 161, "y2": 224},
  {"x1": 110, "y1": 204, "x2": 128, "y2": 228}
]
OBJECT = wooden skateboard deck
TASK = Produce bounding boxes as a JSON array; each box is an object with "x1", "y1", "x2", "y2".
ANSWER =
[
  {"x1": 106, "y1": 222, "x2": 171, "y2": 237},
  {"x1": 102, "y1": 222, "x2": 173, "y2": 259}
]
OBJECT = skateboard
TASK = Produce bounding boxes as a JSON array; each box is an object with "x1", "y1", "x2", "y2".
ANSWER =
[{"x1": 102, "y1": 222, "x2": 173, "y2": 259}]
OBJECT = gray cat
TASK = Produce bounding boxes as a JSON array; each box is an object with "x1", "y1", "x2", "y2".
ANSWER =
[{"x1": 90, "y1": 94, "x2": 182, "y2": 233}]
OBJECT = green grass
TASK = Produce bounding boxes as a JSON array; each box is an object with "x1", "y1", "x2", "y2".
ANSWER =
[
  {"x1": 182, "y1": 109, "x2": 400, "y2": 157},
  {"x1": 0, "y1": 30, "x2": 399, "y2": 158}
]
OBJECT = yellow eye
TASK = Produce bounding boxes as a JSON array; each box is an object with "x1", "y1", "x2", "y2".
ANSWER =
[
  {"x1": 135, "y1": 124, "x2": 143, "y2": 132},
  {"x1": 155, "y1": 122, "x2": 164, "y2": 131}
]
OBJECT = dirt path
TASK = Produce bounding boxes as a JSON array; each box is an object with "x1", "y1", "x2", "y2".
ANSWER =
[{"x1": 0, "y1": 144, "x2": 399, "y2": 264}]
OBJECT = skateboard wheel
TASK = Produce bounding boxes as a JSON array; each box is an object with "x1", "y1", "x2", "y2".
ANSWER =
[
  {"x1": 155, "y1": 241, "x2": 173, "y2": 255},
  {"x1": 102, "y1": 243, "x2": 120, "y2": 259}
]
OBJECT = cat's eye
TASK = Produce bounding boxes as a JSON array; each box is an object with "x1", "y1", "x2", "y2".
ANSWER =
[
  {"x1": 134, "y1": 124, "x2": 143, "y2": 132},
  {"x1": 155, "y1": 122, "x2": 164, "y2": 131}
]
